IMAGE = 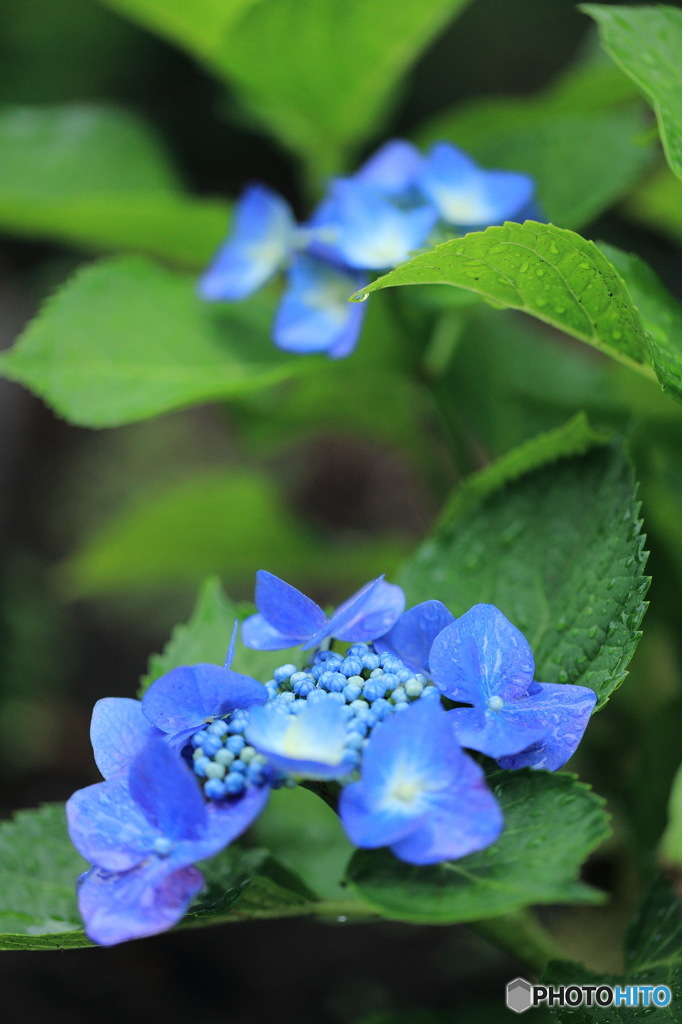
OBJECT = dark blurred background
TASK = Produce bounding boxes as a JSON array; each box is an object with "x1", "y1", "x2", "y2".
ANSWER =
[{"x1": 0, "y1": 0, "x2": 678, "y2": 1021}]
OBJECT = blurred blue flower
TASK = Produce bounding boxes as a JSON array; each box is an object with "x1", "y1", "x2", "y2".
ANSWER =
[
  {"x1": 309, "y1": 179, "x2": 437, "y2": 271},
  {"x1": 353, "y1": 139, "x2": 423, "y2": 195},
  {"x1": 418, "y1": 142, "x2": 535, "y2": 230},
  {"x1": 339, "y1": 698, "x2": 503, "y2": 864},
  {"x1": 242, "y1": 570, "x2": 405, "y2": 651},
  {"x1": 246, "y1": 698, "x2": 355, "y2": 780},
  {"x1": 375, "y1": 599, "x2": 455, "y2": 676},
  {"x1": 429, "y1": 604, "x2": 597, "y2": 770},
  {"x1": 67, "y1": 739, "x2": 269, "y2": 944},
  {"x1": 273, "y1": 254, "x2": 368, "y2": 358},
  {"x1": 198, "y1": 184, "x2": 296, "y2": 301}
]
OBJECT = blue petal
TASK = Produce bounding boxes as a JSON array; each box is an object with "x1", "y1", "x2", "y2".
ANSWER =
[
  {"x1": 198, "y1": 184, "x2": 294, "y2": 301},
  {"x1": 67, "y1": 777, "x2": 157, "y2": 871},
  {"x1": 241, "y1": 613, "x2": 303, "y2": 651},
  {"x1": 142, "y1": 663, "x2": 266, "y2": 735},
  {"x1": 325, "y1": 578, "x2": 406, "y2": 645},
  {"x1": 496, "y1": 682, "x2": 597, "y2": 771},
  {"x1": 355, "y1": 139, "x2": 423, "y2": 195},
  {"x1": 78, "y1": 862, "x2": 204, "y2": 946},
  {"x1": 273, "y1": 255, "x2": 367, "y2": 357},
  {"x1": 419, "y1": 142, "x2": 534, "y2": 228},
  {"x1": 127, "y1": 739, "x2": 207, "y2": 842},
  {"x1": 310, "y1": 182, "x2": 437, "y2": 270},
  {"x1": 389, "y1": 768, "x2": 503, "y2": 865},
  {"x1": 245, "y1": 700, "x2": 354, "y2": 780},
  {"x1": 339, "y1": 699, "x2": 502, "y2": 863},
  {"x1": 254, "y1": 569, "x2": 327, "y2": 640},
  {"x1": 449, "y1": 705, "x2": 547, "y2": 760},
  {"x1": 430, "y1": 604, "x2": 535, "y2": 704},
  {"x1": 375, "y1": 600, "x2": 455, "y2": 675},
  {"x1": 90, "y1": 697, "x2": 161, "y2": 780}
]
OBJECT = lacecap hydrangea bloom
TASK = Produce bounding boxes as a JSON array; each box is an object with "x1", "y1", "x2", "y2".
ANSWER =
[
  {"x1": 67, "y1": 572, "x2": 595, "y2": 945},
  {"x1": 198, "y1": 139, "x2": 538, "y2": 359}
]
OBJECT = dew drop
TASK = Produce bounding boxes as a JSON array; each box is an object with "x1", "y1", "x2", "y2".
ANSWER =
[
  {"x1": 356, "y1": 292, "x2": 370, "y2": 303},
  {"x1": 536, "y1": 268, "x2": 545, "y2": 277},
  {"x1": 518, "y1": 261, "x2": 529, "y2": 273},
  {"x1": 612, "y1": 328, "x2": 623, "y2": 340}
]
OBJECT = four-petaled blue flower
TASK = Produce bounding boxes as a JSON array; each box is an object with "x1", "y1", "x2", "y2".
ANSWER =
[
  {"x1": 340, "y1": 699, "x2": 503, "y2": 864},
  {"x1": 429, "y1": 604, "x2": 598, "y2": 770},
  {"x1": 198, "y1": 138, "x2": 540, "y2": 358},
  {"x1": 242, "y1": 570, "x2": 405, "y2": 651},
  {"x1": 67, "y1": 739, "x2": 269, "y2": 945}
]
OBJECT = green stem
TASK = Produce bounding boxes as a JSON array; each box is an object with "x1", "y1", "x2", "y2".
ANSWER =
[{"x1": 469, "y1": 910, "x2": 569, "y2": 975}]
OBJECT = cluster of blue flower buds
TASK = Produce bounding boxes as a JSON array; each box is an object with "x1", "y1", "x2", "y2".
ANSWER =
[
  {"x1": 67, "y1": 569, "x2": 595, "y2": 946},
  {"x1": 198, "y1": 139, "x2": 538, "y2": 358}
]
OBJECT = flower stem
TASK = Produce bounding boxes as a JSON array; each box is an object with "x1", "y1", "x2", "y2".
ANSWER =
[{"x1": 469, "y1": 911, "x2": 569, "y2": 975}]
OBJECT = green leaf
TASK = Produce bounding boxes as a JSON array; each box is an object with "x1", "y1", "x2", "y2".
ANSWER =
[
  {"x1": 0, "y1": 256, "x2": 306, "y2": 428},
  {"x1": 0, "y1": 801, "x2": 365, "y2": 950},
  {"x1": 627, "y1": 166, "x2": 682, "y2": 248},
  {"x1": 660, "y1": 761, "x2": 682, "y2": 871},
  {"x1": 347, "y1": 771, "x2": 608, "y2": 924},
  {"x1": 543, "y1": 878, "x2": 682, "y2": 1021},
  {"x1": 251, "y1": 786, "x2": 357, "y2": 902},
  {"x1": 0, "y1": 104, "x2": 228, "y2": 265},
  {"x1": 95, "y1": 0, "x2": 259, "y2": 67},
  {"x1": 582, "y1": 4, "x2": 682, "y2": 181},
  {"x1": 418, "y1": 106, "x2": 652, "y2": 230},
  {"x1": 214, "y1": 0, "x2": 472, "y2": 174},
  {"x1": 397, "y1": 420, "x2": 649, "y2": 708},
  {"x1": 598, "y1": 242, "x2": 682, "y2": 404},
  {"x1": 355, "y1": 222, "x2": 654, "y2": 380},
  {"x1": 187, "y1": 845, "x2": 317, "y2": 922},
  {"x1": 0, "y1": 804, "x2": 90, "y2": 950},
  {"x1": 139, "y1": 576, "x2": 301, "y2": 697}
]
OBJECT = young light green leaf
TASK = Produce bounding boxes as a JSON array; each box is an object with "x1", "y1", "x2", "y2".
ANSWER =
[
  {"x1": 0, "y1": 256, "x2": 306, "y2": 428},
  {"x1": 398, "y1": 421, "x2": 649, "y2": 708},
  {"x1": 418, "y1": 107, "x2": 652, "y2": 230},
  {"x1": 0, "y1": 804, "x2": 90, "y2": 950},
  {"x1": 347, "y1": 771, "x2": 609, "y2": 924},
  {"x1": 355, "y1": 222, "x2": 653, "y2": 379},
  {"x1": 138, "y1": 577, "x2": 307, "y2": 697},
  {"x1": 214, "y1": 0, "x2": 471, "y2": 174},
  {"x1": 544, "y1": 878, "x2": 682, "y2": 1021},
  {"x1": 0, "y1": 104, "x2": 228, "y2": 265},
  {"x1": 598, "y1": 242, "x2": 682, "y2": 405},
  {"x1": 582, "y1": 4, "x2": 682, "y2": 181}
]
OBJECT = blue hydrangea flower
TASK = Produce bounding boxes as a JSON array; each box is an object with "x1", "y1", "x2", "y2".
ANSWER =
[
  {"x1": 309, "y1": 179, "x2": 437, "y2": 271},
  {"x1": 375, "y1": 599, "x2": 455, "y2": 676},
  {"x1": 198, "y1": 184, "x2": 296, "y2": 301},
  {"x1": 429, "y1": 604, "x2": 597, "y2": 770},
  {"x1": 67, "y1": 739, "x2": 269, "y2": 944},
  {"x1": 245, "y1": 698, "x2": 356, "y2": 780},
  {"x1": 339, "y1": 698, "x2": 503, "y2": 864},
  {"x1": 273, "y1": 253, "x2": 368, "y2": 358},
  {"x1": 242, "y1": 570, "x2": 405, "y2": 651},
  {"x1": 418, "y1": 142, "x2": 535, "y2": 230}
]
